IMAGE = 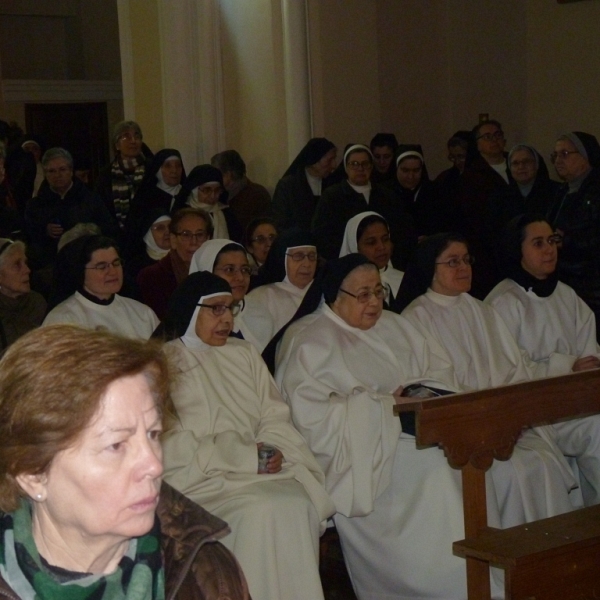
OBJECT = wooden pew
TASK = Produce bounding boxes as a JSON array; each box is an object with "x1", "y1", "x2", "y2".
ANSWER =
[{"x1": 394, "y1": 369, "x2": 600, "y2": 600}]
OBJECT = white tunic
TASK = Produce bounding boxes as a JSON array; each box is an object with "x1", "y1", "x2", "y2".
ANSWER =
[
  {"x1": 487, "y1": 278, "x2": 600, "y2": 505},
  {"x1": 42, "y1": 291, "x2": 159, "y2": 339},
  {"x1": 244, "y1": 280, "x2": 310, "y2": 351},
  {"x1": 162, "y1": 337, "x2": 334, "y2": 600},
  {"x1": 401, "y1": 290, "x2": 577, "y2": 517},
  {"x1": 276, "y1": 305, "x2": 508, "y2": 600}
]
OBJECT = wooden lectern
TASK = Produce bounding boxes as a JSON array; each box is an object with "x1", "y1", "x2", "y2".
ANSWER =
[{"x1": 394, "y1": 369, "x2": 600, "y2": 600}]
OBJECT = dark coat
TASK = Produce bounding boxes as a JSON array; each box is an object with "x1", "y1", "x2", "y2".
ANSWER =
[
  {"x1": 226, "y1": 178, "x2": 272, "y2": 233},
  {"x1": 0, "y1": 483, "x2": 251, "y2": 600},
  {"x1": 272, "y1": 169, "x2": 336, "y2": 232},
  {"x1": 547, "y1": 167, "x2": 600, "y2": 330},
  {"x1": 136, "y1": 252, "x2": 179, "y2": 320},
  {"x1": 311, "y1": 180, "x2": 418, "y2": 269},
  {"x1": 24, "y1": 179, "x2": 118, "y2": 268}
]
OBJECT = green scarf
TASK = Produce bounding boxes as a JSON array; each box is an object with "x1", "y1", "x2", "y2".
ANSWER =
[{"x1": 0, "y1": 501, "x2": 165, "y2": 600}]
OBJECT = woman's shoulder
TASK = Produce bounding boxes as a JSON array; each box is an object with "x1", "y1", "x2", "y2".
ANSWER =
[{"x1": 158, "y1": 483, "x2": 250, "y2": 600}]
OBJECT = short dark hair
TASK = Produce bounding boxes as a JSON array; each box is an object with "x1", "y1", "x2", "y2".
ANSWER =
[
  {"x1": 472, "y1": 119, "x2": 503, "y2": 139},
  {"x1": 211, "y1": 150, "x2": 246, "y2": 181}
]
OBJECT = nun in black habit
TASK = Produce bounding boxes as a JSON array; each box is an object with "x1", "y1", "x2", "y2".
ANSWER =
[{"x1": 272, "y1": 137, "x2": 337, "y2": 232}]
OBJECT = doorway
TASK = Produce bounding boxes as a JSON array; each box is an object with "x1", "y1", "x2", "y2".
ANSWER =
[{"x1": 25, "y1": 102, "x2": 109, "y2": 187}]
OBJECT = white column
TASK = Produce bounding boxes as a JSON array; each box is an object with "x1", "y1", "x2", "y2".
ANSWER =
[{"x1": 281, "y1": 0, "x2": 312, "y2": 162}]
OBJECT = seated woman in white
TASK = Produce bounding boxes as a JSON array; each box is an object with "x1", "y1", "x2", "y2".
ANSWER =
[
  {"x1": 396, "y1": 232, "x2": 577, "y2": 522},
  {"x1": 486, "y1": 213, "x2": 600, "y2": 505},
  {"x1": 189, "y1": 238, "x2": 267, "y2": 351},
  {"x1": 161, "y1": 271, "x2": 334, "y2": 600},
  {"x1": 43, "y1": 234, "x2": 158, "y2": 339},
  {"x1": 276, "y1": 254, "x2": 516, "y2": 600},
  {"x1": 245, "y1": 229, "x2": 318, "y2": 350},
  {"x1": 339, "y1": 211, "x2": 404, "y2": 297}
]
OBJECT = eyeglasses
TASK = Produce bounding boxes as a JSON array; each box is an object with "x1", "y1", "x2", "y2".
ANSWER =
[
  {"x1": 175, "y1": 230, "x2": 208, "y2": 243},
  {"x1": 85, "y1": 258, "x2": 123, "y2": 271},
  {"x1": 45, "y1": 166, "x2": 71, "y2": 175},
  {"x1": 347, "y1": 160, "x2": 372, "y2": 170},
  {"x1": 477, "y1": 131, "x2": 504, "y2": 142},
  {"x1": 119, "y1": 133, "x2": 142, "y2": 142},
  {"x1": 339, "y1": 287, "x2": 388, "y2": 303},
  {"x1": 251, "y1": 234, "x2": 277, "y2": 245},
  {"x1": 151, "y1": 223, "x2": 170, "y2": 233},
  {"x1": 197, "y1": 302, "x2": 241, "y2": 316},
  {"x1": 510, "y1": 159, "x2": 535, "y2": 168},
  {"x1": 435, "y1": 255, "x2": 475, "y2": 268},
  {"x1": 550, "y1": 150, "x2": 580, "y2": 163},
  {"x1": 214, "y1": 265, "x2": 252, "y2": 276},
  {"x1": 448, "y1": 154, "x2": 467, "y2": 163},
  {"x1": 286, "y1": 251, "x2": 318, "y2": 262},
  {"x1": 531, "y1": 234, "x2": 562, "y2": 248}
]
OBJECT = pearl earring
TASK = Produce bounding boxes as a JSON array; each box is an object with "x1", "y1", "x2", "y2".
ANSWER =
[{"x1": 36, "y1": 494, "x2": 42, "y2": 500}]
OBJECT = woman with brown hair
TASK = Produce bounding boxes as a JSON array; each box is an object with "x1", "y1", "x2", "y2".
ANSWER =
[{"x1": 0, "y1": 324, "x2": 250, "y2": 599}]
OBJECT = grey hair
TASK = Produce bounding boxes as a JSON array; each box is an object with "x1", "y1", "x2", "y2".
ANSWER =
[
  {"x1": 112, "y1": 120, "x2": 143, "y2": 150},
  {"x1": 0, "y1": 240, "x2": 26, "y2": 271},
  {"x1": 42, "y1": 147, "x2": 73, "y2": 169}
]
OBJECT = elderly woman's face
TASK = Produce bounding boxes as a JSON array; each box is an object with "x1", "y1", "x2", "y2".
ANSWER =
[
  {"x1": 196, "y1": 182, "x2": 223, "y2": 206},
  {"x1": 520, "y1": 221, "x2": 558, "y2": 280},
  {"x1": 84, "y1": 247, "x2": 123, "y2": 300},
  {"x1": 170, "y1": 215, "x2": 210, "y2": 263},
  {"x1": 20, "y1": 374, "x2": 163, "y2": 551},
  {"x1": 150, "y1": 219, "x2": 172, "y2": 250},
  {"x1": 213, "y1": 250, "x2": 251, "y2": 303},
  {"x1": 310, "y1": 148, "x2": 337, "y2": 179},
  {"x1": 509, "y1": 149, "x2": 537, "y2": 186},
  {"x1": 116, "y1": 128, "x2": 143, "y2": 159},
  {"x1": 160, "y1": 158, "x2": 183, "y2": 187},
  {"x1": 332, "y1": 266, "x2": 383, "y2": 330},
  {"x1": 286, "y1": 246, "x2": 317, "y2": 289},
  {"x1": 431, "y1": 241, "x2": 472, "y2": 296},
  {"x1": 0, "y1": 247, "x2": 31, "y2": 299},
  {"x1": 195, "y1": 294, "x2": 234, "y2": 346},
  {"x1": 345, "y1": 151, "x2": 373, "y2": 186},
  {"x1": 357, "y1": 222, "x2": 392, "y2": 270},
  {"x1": 247, "y1": 223, "x2": 277, "y2": 265}
]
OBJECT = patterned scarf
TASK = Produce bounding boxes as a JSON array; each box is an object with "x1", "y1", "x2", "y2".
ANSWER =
[
  {"x1": 111, "y1": 156, "x2": 146, "y2": 228},
  {"x1": 0, "y1": 501, "x2": 165, "y2": 600}
]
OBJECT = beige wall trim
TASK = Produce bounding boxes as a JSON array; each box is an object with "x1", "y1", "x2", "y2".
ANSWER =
[
  {"x1": 116, "y1": 0, "x2": 136, "y2": 119},
  {"x1": 2, "y1": 80, "x2": 123, "y2": 103}
]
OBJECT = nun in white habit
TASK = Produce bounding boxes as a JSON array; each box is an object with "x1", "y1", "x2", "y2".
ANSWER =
[
  {"x1": 396, "y1": 232, "x2": 577, "y2": 521},
  {"x1": 161, "y1": 271, "x2": 335, "y2": 600},
  {"x1": 275, "y1": 254, "x2": 511, "y2": 600},
  {"x1": 189, "y1": 238, "x2": 267, "y2": 351},
  {"x1": 486, "y1": 213, "x2": 600, "y2": 506},
  {"x1": 339, "y1": 211, "x2": 404, "y2": 297},
  {"x1": 245, "y1": 229, "x2": 318, "y2": 351}
]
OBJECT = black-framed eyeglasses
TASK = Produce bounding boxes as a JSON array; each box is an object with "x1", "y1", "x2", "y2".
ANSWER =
[
  {"x1": 477, "y1": 131, "x2": 504, "y2": 142},
  {"x1": 346, "y1": 160, "x2": 372, "y2": 170},
  {"x1": 197, "y1": 303, "x2": 241, "y2": 316},
  {"x1": 251, "y1": 234, "x2": 277, "y2": 245},
  {"x1": 435, "y1": 255, "x2": 475, "y2": 268},
  {"x1": 85, "y1": 258, "x2": 123, "y2": 271},
  {"x1": 176, "y1": 230, "x2": 208, "y2": 242},
  {"x1": 286, "y1": 251, "x2": 318, "y2": 262},
  {"x1": 339, "y1": 287, "x2": 388, "y2": 303},
  {"x1": 550, "y1": 150, "x2": 580, "y2": 164}
]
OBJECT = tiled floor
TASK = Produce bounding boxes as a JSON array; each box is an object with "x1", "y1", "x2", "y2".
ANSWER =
[{"x1": 319, "y1": 528, "x2": 358, "y2": 600}]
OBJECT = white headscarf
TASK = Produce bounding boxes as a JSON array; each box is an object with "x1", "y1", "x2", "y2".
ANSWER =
[
  {"x1": 180, "y1": 291, "x2": 233, "y2": 351},
  {"x1": 156, "y1": 155, "x2": 182, "y2": 196},
  {"x1": 143, "y1": 215, "x2": 171, "y2": 261},
  {"x1": 189, "y1": 239, "x2": 246, "y2": 275},
  {"x1": 188, "y1": 185, "x2": 229, "y2": 240}
]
